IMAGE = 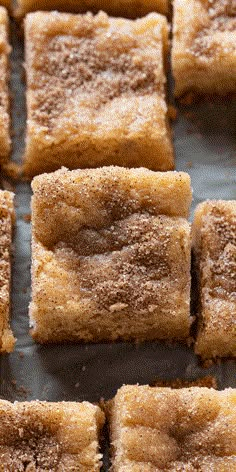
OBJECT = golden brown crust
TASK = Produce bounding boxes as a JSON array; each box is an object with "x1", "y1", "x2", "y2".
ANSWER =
[
  {"x1": 0, "y1": 190, "x2": 15, "y2": 353},
  {"x1": 30, "y1": 167, "x2": 192, "y2": 343},
  {"x1": 193, "y1": 200, "x2": 236, "y2": 360},
  {"x1": 0, "y1": 7, "x2": 11, "y2": 165},
  {"x1": 172, "y1": 0, "x2": 236, "y2": 96},
  {"x1": 0, "y1": 400, "x2": 105, "y2": 470},
  {"x1": 23, "y1": 11, "x2": 173, "y2": 177},
  {"x1": 110, "y1": 385, "x2": 236, "y2": 471},
  {"x1": 16, "y1": 0, "x2": 169, "y2": 18}
]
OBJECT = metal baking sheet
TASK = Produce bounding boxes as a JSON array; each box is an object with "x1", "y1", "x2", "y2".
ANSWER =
[{"x1": 0, "y1": 17, "x2": 236, "y2": 459}]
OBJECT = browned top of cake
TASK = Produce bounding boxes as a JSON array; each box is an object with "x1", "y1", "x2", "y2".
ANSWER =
[
  {"x1": 50, "y1": 213, "x2": 190, "y2": 314},
  {"x1": 111, "y1": 385, "x2": 236, "y2": 470},
  {"x1": 193, "y1": 200, "x2": 236, "y2": 302},
  {"x1": 32, "y1": 167, "x2": 192, "y2": 249},
  {"x1": 0, "y1": 400, "x2": 104, "y2": 470},
  {"x1": 25, "y1": 11, "x2": 168, "y2": 130}
]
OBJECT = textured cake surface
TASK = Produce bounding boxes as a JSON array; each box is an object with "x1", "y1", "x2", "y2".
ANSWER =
[
  {"x1": 24, "y1": 11, "x2": 173, "y2": 177},
  {"x1": 0, "y1": 190, "x2": 15, "y2": 353},
  {"x1": 172, "y1": 0, "x2": 236, "y2": 95},
  {"x1": 109, "y1": 385, "x2": 236, "y2": 471},
  {"x1": 0, "y1": 400, "x2": 104, "y2": 470},
  {"x1": 0, "y1": 6, "x2": 10, "y2": 164},
  {"x1": 30, "y1": 167, "x2": 192, "y2": 343},
  {"x1": 193, "y1": 200, "x2": 236, "y2": 359},
  {"x1": 17, "y1": 0, "x2": 169, "y2": 17}
]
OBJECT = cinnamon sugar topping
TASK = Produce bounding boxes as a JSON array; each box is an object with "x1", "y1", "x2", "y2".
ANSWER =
[{"x1": 30, "y1": 12, "x2": 164, "y2": 128}]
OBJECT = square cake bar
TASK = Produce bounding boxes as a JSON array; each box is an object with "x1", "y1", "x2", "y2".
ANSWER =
[
  {"x1": 17, "y1": 0, "x2": 169, "y2": 18},
  {"x1": 193, "y1": 200, "x2": 236, "y2": 360},
  {"x1": 0, "y1": 400, "x2": 104, "y2": 470},
  {"x1": 0, "y1": 7, "x2": 11, "y2": 165},
  {"x1": 109, "y1": 385, "x2": 236, "y2": 471},
  {"x1": 172, "y1": 0, "x2": 236, "y2": 96},
  {"x1": 30, "y1": 167, "x2": 192, "y2": 344},
  {"x1": 0, "y1": 190, "x2": 15, "y2": 353},
  {"x1": 23, "y1": 11, "x2": 174, "y2": 177}
]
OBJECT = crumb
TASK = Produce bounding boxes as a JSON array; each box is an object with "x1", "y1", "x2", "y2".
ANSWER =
[
  {"x1": 18, "y1": 385, "x2": 31, "y2": 398},
  {"x1": 179, "y1": 92, "x2": 194, "y2": 106},
  {"x1": 99, "y1": 398, "x2": 106, "y2": 411},
  {"x1": 23, "y1": 213, "x2": 31, "y2": 223},
  {"x1": 202, "y1": 359, "x2": 215, "y2": 368},
  {"x1": 19, "y1": 351, "x2": 24, "y2": 358},
  {"x1": 167, "y1": 104, "x2": 178, "y2": 121},
  {"x1": 186, "y1": 161, "x2": 193, "y2": 168}
]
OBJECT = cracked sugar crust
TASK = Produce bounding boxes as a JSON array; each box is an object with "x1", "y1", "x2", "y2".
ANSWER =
[
  {"x1": 0, "y1": 190, "x2": 15, "y2": 353},
  {"x1": 24, "y1": 11, "x2": 173, "y2": 176},
  {"x1": 31, "y1": 31, "x2": 163, "y2": 130},
  {"x1": 17, "y1": 0, "x2": 169, "y2": 18},
  {"x1": 193, "y1": 200, "x2": 236, "y2": 359},
  {"x1": 26, "y1": 10, "x2": 167, "y2": 127},
  {"x1": 109, "y1": 385, "x2": 236, "y2": 471},
  {"x1": 30, "y1": 167, "x2": 192, "y2": 343},
  {"x1": 31, "y1": 167, "x2": 192, "y2": 246},
  {"x1": 31, "y1": 213, "x2": 191, "y2": 342},
  {"x1": 0, "y1": 7, "x2": 11, "y2": 164},
  {"x1": 0, "y1": 400, "x2": 105, "y2": 471},
  {"x1": 172, "y1": 0, "x2": 236, "y2": 95},
  {"x1": 25, "y1": 11, "x2": 168, "y2": 124}
]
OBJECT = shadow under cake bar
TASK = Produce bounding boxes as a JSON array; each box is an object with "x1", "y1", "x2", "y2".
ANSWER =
[
  {"x1": 172, "y1": 0, "x2": 236, "y2": 96},
  {"x1": 30, "y1": 166, "x2": 192, "y2": 343},
  {"x1": 193, "y1": 200, "x2": 236, "y2": 360},
  {"x1": 0, "y1": 399, "x2": 104, "y2": 469},
  {"x1": 0, "y1": 190, "x2": 15, "y2": 353},
  {"x1": 23, "y1": 11, "x2": 174, "y2": 178},
  {"x1": 0, "y1": 6, "x2": 10, "y2": 166},
  {"x1": 16, "y1": 0, "x2": 170, "y2": 18},
  {"x1": 109, "y1": 384, "x2": 236, "y2": 471}
]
